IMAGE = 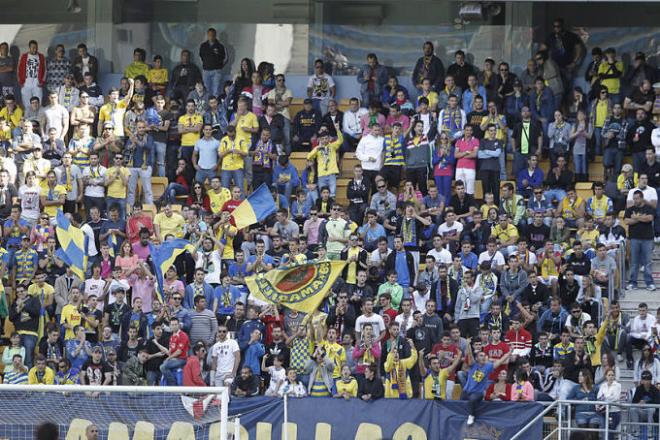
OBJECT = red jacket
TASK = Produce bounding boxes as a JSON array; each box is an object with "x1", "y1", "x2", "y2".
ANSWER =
[
  {"x1": 18, "y1": 52, "x2": 46, "y2": 86},
  {"x1": 183, "y1": 356, "x2": 207, "y2": 387},
  {"x1": 505, "y1": 328, "x2": 533, "y2": 355}
]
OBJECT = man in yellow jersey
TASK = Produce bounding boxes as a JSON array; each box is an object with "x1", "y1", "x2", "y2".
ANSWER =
[
  {"x1": 178, "y1": 99, "x2": 203, "y2": 162},
  {"x1": 104, "y1": 152, "x2": 131, "y2": 219},
  {"x1": 418, "y1": 350, "x2": 461, "y2": 400},
  {"x1": 230, "y1": 97, "x2": 259, "y2": 185},
  {"x1": 98, "y1": 78, "x2": 134, "y2": 138},
  {"x1": 60, "y1": 287, "x2": 83, "y2": 341},
  {"x1": 208, "y1": 176, "x2": 231, "y2": 218},
  {"x1": 153, "y1": 203, "x2": 185, "y2": 241},
  {"x1": 215, "y1": 210, "x2": 237, "y2": 261},
  {"x1": 40, "y1": 170, "x2": 66, "y2": 222},
  {"x1": 307, "y1": 122, "x2": 343, "y2": 197},
  {"x1": 219, "y1": 125, "x2": 248, "y2": 193}
]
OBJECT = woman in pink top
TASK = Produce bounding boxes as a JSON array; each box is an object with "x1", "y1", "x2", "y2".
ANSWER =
[
  {"x1": 163, "y1": 266, "x2": 185, "y2": 305},
  {"x1": 511, "y1": 369, "x2": 535, "y2": 401},
  {"x1": 454, "y1": 125, "x2": 480, "y2": 195},
  {"x1": 115, "y1": 241, "x2": 140, "y2": 277}
]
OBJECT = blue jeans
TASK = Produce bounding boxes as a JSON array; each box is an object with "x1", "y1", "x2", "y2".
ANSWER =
[
  {"x1": 655, "y1": 188, "x2": 660, "y2": 237},
  {"x1": 633, "y1": 151, "x2": 646, "y2": 173},
  {"x1": 434, "y1": 175, "x2": 452, "y2": 204},
  {"x1": 203, "y1": 69, "x2": 223, "y2": 97},
  {"x1": 277, "y1": 182, "x2": 294, "y2": 209},
  {"x1": 196, "y1": 168, "x2": 217, "y2": 184},
  {"x1": 163, "y1": 183, "x2": 188, "y2": 205},
  {"x1": 603, "y1": 147, "x2": 623, "y2": 174},
  {"x1": 593, "y1": 127, "x2": 602, "y2": 156},
  {"x1": 179, "y1": 146, "x2": 194, "y2": 162},
  {"x1": 20, "y1": 334, "x2": 37, "y2": 368},
  {"x1": 513, "y1": 152, "x2": 530, "y2": 179},
  {"x1": 106, "y1": 197, "x2": 126, "y2": 220},
  {"x1": 460, "y1": 391, "x2": 484, "y2": 417},
  {"x1": 629, "y1": 238, "x2": 654, "y2": 286},
  {"x1": 282, "y1": 118, "x2": 292, "y2": 155},
  {"x1": 318, "y1": 174, "x2": 337, "y2": 197},
  {"x1": 222, "y1": 169, "x2": 245, "y2": 193},
  {"x1": 160, "y1": 358, "x2": 186, "y2": 386},
  {"x1": 147, "y1": 370, "x2": 161, "y2": 386},
  {"x1": 544, "y1": 189, "x2": 567, "y2": 206},
  {"x1": 154, "y1": 141, "x2": 166, "y2": 177},
  {"x1": 573, "y1": 152, "x2": 587, "y2": 174}
]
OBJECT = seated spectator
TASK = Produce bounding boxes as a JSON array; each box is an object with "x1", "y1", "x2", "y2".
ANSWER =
[{"x1": 232, "y1": 366, "x2": 260, "y2": 397}]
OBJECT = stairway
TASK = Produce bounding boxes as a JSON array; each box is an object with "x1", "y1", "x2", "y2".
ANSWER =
[{"x1": 613, "y1": 244, "x2": 660, "y2": 395}]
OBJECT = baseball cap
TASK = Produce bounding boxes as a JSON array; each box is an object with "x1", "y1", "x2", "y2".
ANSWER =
[
  {"x1": 92, "y1": 346, "x2": 103, "y2": 353},
  {"x1": 641, "y1": 370, "x2": 653, "y2": 380},
  {"x1": 303, "y1": 98, "x2": 313, "y2": 105},
  {"x1": 103, "y1": 121, "x2": 114, "y2": 129},
  {"x1": 111, "y1": 284, "x2": 126, "y2": 293}
]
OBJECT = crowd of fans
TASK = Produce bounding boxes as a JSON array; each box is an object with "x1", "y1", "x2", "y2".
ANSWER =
[{"x1": 0, "y1": 18, "x2": 659, "y2": 433}]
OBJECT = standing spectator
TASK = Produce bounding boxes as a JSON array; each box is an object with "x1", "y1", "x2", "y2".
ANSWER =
[
  {"x1": 625, "y1": 190, "x2": 656, "y2": 291},
  {"x1": 446, "y1": 50, "x2": 475, "y2": 91},
  {"x1": 72, "y1": 43, "x2": 99, "y2": 85},
  {"x1": 266, "y1": 74, "x2": 294, "y2": 152},
  {"x1": 170, "y1": 50, "x2": 203, "y2": 103},
  {"x1": 199, "y1": 28, "x2": 227, "y2": 98},
  {"x1": 542, "y1": 18, "x2": 584, "y2": 85},
  {"x1": 535, "y1": 50, "x2": 563, "y2": 108},
  {"x1": 98, "y1": 79, "x2": 134, "y2": 138},
  {"x1": 412, "y1": 41, "x2": 445, "y2": 92},
  {"x1": 0, "y1": 42, "x2": 16, "y2": 98},
  {"x1": 404, "y1": 120, "x2": 433, "y2": 195},
  {"x1": 46, "y1": 44, "x2": 71, "y2": 93},
  {"x1": 597, "y1": 48, "x2": 624, "y2": 104},
  {"x1": 307, "y1": 59, "x2": 336, "y2": 115},
  {"x1": 454, "y1": 125, "x2": 479, "y2": 196},
  {"x1": 357, "y1": 53, "x2": 388, "y2": 107},
  {"x1": 307, "y1": 124, "x2": 342, "y2": 198},
  {"x1": 178, "y1": 99, "x2": 204, "y2": 163},
  {"x1": 18, "y1": 40, "x2": 46, "y2": 106}
]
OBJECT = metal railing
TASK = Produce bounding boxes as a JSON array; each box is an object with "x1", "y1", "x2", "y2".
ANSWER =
[
  {"x1": 615, "y1": 241, "x2": 626, "y2": 300},
  {"x1": 512, "y1": 399, "x2": 660, "y2": 440}
]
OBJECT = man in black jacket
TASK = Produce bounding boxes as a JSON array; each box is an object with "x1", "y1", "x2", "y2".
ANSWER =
[
  {"x1": 511, "y1": 106, "x2": 543, "y2": 177},
  {"x1": 170, "y1": 50, "x2": 202, "y2": 103},
  {"x1": 346, "y1": 165, "x2": 370, "y2": 224},
  {"x1": 358, "y1": 363, "x2": 384, "y2": 401},
  {"x1": 385, "y1": 237, "x2": 415, "y2": 292},
  {"x1": 198, "y1": 28, "x2": 227, "y2": 98},
  {"x1": 9, "y1": 283, "x2": 41, "y2": 367},
  {"x1": 411, "y1": 41, "x2": 445, "y2": 92},
  {"x1": 627, "y1": 108, "x2": 655, "y2": 171}
]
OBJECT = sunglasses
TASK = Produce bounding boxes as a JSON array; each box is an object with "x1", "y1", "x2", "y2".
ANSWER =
[
  {"x1": 534, "y1": 191, "x2": 542, "y2": 195},
  {"x1": 571, "y1": 310, "x2": 581, "y2": 314},
  {"x1": 377, "y1": 185, "x2": 386, "y2": 189},
  {"x1": 173, "y1": 297, "x2": 182, "y2": 301},
  {"x1": 218, "y1": 330, "x2": 227, "y2": 333}
]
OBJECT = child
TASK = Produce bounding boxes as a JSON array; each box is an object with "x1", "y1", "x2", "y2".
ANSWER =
[
  {"x1": 278, "y1": 368, "x2": 307, "y2": 398},
  {"x1": 334, "y1": 364, "x2": 358, "y2": 399},
  {"x1": 480, "y1": 192, "x2": 497, "y2": 220},
  {"x1": 262, "y1": 354, "x2": 287, "y2": 396}
]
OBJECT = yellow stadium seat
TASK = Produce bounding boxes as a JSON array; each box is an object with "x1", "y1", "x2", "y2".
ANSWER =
[
  {"x1": 151, "y1": 176, "x2": 168, "y2": 200},
  {"x1": 474, "y1": 180, "x2": 484, "y2": 200},
  {"x1": 142, "y1": 204, "x2": 157, "y2": 218},
  {"x1": 575, "y1": 182, "x2": 593, "y2": 201}
]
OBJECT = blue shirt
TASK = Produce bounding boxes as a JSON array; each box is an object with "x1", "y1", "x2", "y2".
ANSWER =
[
  {"x1": 194, "y1": 137, "x2": 221, "y2": 169},
  {"x1": 126, "y1": 134, "x2": 155, "y2": 168},
  {"x1": 246, "y1": 254, "x2": 275, "y2": 275},
  {"x1": 395, "y1": 251, "x2": 410, "y2": 288},
  {"x1": 3, "y1": 218, "x2": 29, "y2": 249},
  {"x1": 464, "y1": 362, "x2": 494, "y2": 394},
  {"x1": 460, "y1": 252, "x2": 479, "y2": 270},
  {"x1": 359, "y1": 223, "x2": 386, "y2": 244},
  {"x1": 214, "y1": 284, "x2": 243, "y2": 315}
]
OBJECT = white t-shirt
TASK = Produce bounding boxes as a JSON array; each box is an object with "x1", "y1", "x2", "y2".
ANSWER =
[
  {"x1": 211, "y1": 339, "x2": 240, "y2": 374},
  {"x1": 18, "y1": 184, "x2": 41, "y2": 220},
  {"x1": 82, "y1": 165, "x2": 107, "y2": 198},
  {"x1": 437, "y1": 221, "x2": 464, "y2": 241},
  {"x1": 307, "y1": 73, "x2": 335, "y2": 100},
  {"x1": 266, "y1": 366, "x2": 287, "y2": 393},
  {"x1": 626, "y1": 186, "x2": 657, "y2": 204},
  {"x1": 355, "y1": 313, "x2": 386, "y2": 338},
  {"x1": 412, "y1": 290, "x2": 431, "y2": 312},
  {"x1": 478, "y1": 250, "x2": 506, "y2": 268},
  {"x1": 80, "y1": 223, "x2": 98, "y2": 257},
  {"x1": 83, "y1": 278, "x2": 106, "y2": 309},
  {"x1": 43, "y1": 104, "x2": 69, "y2": 139},
  {"x1": 195, "y1": 250, "x2": 223, "y2": 285},
  {"x1": 427, "y1": 248, "x2": 453, "y2": 266}
]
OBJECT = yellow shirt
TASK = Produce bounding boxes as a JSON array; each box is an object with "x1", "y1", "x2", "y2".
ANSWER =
[
  {"x1": 307, "y1": 132, "x2": 344, "y2": 177},
  {"x1": 321, "y1": 341, "x2": 346, "y2": 378},
  {"x1": 124, "y1": 62, "x2": 150, "y2": 79},
  {"x1": 106, "y1": 166, "x2": 130, "y2": 198},
  {"x1": 345, "y1": 247, "x2": 360, "y2": 285},
  {"x1": 216, "y1": 223, "x2": 237, "y2": 259},
  {"x1": 597, "y1": 61, "x2": 624, "y2": 95},
  {"x1": 0, "y1": 106, "x2": 23, "y2": 129},
  {"x1": 491, "y1": 224, "x2": 519, "y2": 243},
  {"x1": 208, "y1": 187, "x2": 232, "y2": 215},
  {"x1": 41, "y1": 185, "x2": 67, "y2": 218},
  {"x1": 219, "y1": 136, "x2": 248, "y2": 171},
  {"x1": 147, "y1": 68, "x2": 168, "y2": 85},
  {"x1": 234, "y1": 112, "x2": 258, "y2": 147},
  {"x1": 27, "y1": 283, "x2": 54, "y2": 309},
  {"x1": 422, "y1": 368, "x2": 450, "y2": 400},
  {"x1": 480, "y1": 203, "x2": 497, "y2": 219},
  {"x1": 335, "y1": 377, "x2": 358, "y2": 397},
  {"x1": 154, "y1": 212, "x2": 185, "y2": 240},
  {"x1": 60, "y1": 304, "x2": 82, "y2": 340},
  {"x1": 179, "y1": 114, "x2": 203, "y2": 147},
  {"x1": 28, "y1": 366, "x2": 55, "y2": 385},
  {"x1": 99, "y1": 101, "x2": 129, "y2": 137},
  {"x1": 595, "y1": 100, "x2": 608, "y2": 128},
  {"x1": 578, "y1": 228, "x2": 600, "y2": 248},
  {"x1": 481, "y1": 115, "x2": 507, "y2": 141},
  {"x1": 561, "y1": 196, "x2": 584, "y2": 221},
  {"x1": 419, "y1": 92, "x2": 439, "y2": 111}
]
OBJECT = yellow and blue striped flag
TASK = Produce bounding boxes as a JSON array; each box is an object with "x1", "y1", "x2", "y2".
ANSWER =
[
  {"x1": 55, "y1": 210, "x2": 88, "y2": 280},
  {"x1": 149, "y1": 239, "x2": 196, "y2": 302},
  {"x1": 107, "y1": 233, "x2": 117, "y2": 257},
  {"x1": 231, "y1": 183, "x2": 277, "y2": 229}
]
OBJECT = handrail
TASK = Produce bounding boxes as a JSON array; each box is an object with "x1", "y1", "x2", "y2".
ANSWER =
[
  {"x1": 510, "y1": 398, "x2": 660, "y2": 440},
  {"x1": 509, "y1": 400, "x2": 559, "y2": 440}
]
